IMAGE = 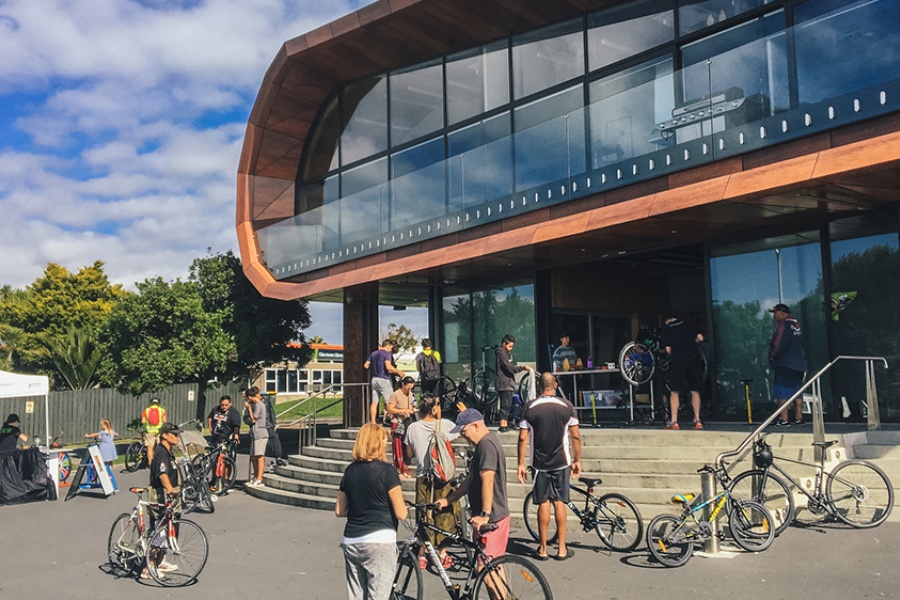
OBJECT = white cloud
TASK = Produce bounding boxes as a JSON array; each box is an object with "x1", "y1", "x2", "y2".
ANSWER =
[{"x1": 0, "y1": 0, "x2": 373, "y2": 293}]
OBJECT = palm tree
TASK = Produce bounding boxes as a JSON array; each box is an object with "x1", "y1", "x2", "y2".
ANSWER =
[
  {"x1": 33, "y1": 325, "x2": 102, "y2": 390},
  {"x1": 0, "y1": 323, "x2": 25, "y2": 370},
  {"x1": 309, "y1": 335, "x2": 325, "y2": 345}
]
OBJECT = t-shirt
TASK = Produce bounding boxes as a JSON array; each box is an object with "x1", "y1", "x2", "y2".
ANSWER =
[
  {"x1": 208, "y1": 406, "x2": 241, "y2": 441},
  {"x1": 98, "y1": 430, "x2": 118, "y2": 463},
  {"x1": 551, "y1": 345, "x2": 578, "y2": 367},
  {"x1": 388, "y1": 389, "x2": 414, "y2": 414},
  {"x1": 250, "y1": 401, "x2": 269, "y2": 440},
  {"x1": 368, "y1": 349, "x2": 392, "y2": 381},
  {"x1": 0, "y1": 423, "x2": 21, "y2": 452},
  {"x1": 339, "y1": 460, "x2": 402, "y2": 539},
  {"x1": 150, "y1": 443, "x2": 179, "y2": 493},
  {"x1": 404, "y1": 418, "x2": 459, "y2": 476},
  {"x1": 466, "y1": 431, "x2": 509, "y2": 522},
  {"x1": 519, "y1": 395, "x2": 578, "y2": 472},
  {"x1": 661, "y1": 319, "x2": 700, "y2": 364}
]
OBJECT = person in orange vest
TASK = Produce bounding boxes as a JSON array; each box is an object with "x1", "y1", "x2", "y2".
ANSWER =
[{"x1": 140, "y1": 397, "x2": 168, "y2": 464}]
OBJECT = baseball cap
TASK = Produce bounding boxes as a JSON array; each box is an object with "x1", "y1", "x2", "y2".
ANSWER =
[
  {"x1": 451, "y1": 408, "x2": 484, "y2": 433},
  {"x1": 159, "y1": 423, "x2": 182, "y2": 435},
  {"x1": 769, "y1": 303, "x2": 791, "y2": 314}
]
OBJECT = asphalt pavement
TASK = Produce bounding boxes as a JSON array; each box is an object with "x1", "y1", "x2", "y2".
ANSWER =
[{"x1": 1, "y1": 458, "x2": 898, "y2": 600}]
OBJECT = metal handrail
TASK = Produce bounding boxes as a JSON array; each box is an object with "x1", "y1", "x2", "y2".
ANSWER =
[
  {"x1": 295, "y1": 382, "x2": 370, "y2": 450},
  {"x1": 277, "y1": 385, "x2": 338, "y2": 427},
  {"x1": 714, "y1": 355, "x2": 888, "y2": 471}
]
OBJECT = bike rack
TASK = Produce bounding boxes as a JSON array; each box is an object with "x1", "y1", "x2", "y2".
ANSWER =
[{"x1": 704, "y1": 355, "x2": 888, "y2": 555}]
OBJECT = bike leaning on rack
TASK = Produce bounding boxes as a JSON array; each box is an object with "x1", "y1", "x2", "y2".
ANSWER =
[
  {"x1": 727, "y1": 436, "x2": 894, "y2": 535},
  {"x1": 107, "y1": 487, "x2": 209, "y2": 586},
  {"x1": 646, "y1": 464, "x2": 774, "y2": 568},
  {"x1": 393, "y1": 502, "x2": 552, "y2": 600},
  {"x1": 123, "y1": 424, "x2": 149, "y2": 473}
]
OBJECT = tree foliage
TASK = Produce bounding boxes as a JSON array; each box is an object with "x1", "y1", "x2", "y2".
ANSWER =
[{"x1": 382, "y1": 323, "x2": 418, "y2": 354}]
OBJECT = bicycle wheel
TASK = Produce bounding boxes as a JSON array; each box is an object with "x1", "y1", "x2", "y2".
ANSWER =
[
  {"x1": 148, "y1": 519, "x2": 209, "y2": 587},
  {"x1": 594, "y1": 492, "x2": 643, "y2": 552},
  {"x1": 471, "y1": 369, "x2": 498, "y2": 422},
  {"x1": 826, "y1": 460, "x2": 894, "y2": 528},
  {"x1": 728, "y1": 469, "x2": 794, "y2": 537},
  {"x1": 523, "y1": 491, "x2": 558, "y2": 544},
  {"x1": 472, "y1": 554, "x2": 552, "y2": 600},
  {"x1": 210, "y1": 455, "x2": 237, "y2": 495},
  {"x1": 646, "y1": 514, "x2": 693, "y2": 567},
  {"x1": 618, "y1": 342, "x2": 655, "y2": 386},
  {"x1": 107, "y1": 513, "x2": 142, "y2": 574},
  {"x1": 58, "y1": 452, "x2": 72, "y2": 482},
  {"x1": 727, "y1": 500, "x2": 774, "y2": 552},
  {"x1": 391, "y1": 547, "x2": 423, "y2": 600},
  {"x1": 124, "y1": 442, "x2": 144, "y2": 473}
]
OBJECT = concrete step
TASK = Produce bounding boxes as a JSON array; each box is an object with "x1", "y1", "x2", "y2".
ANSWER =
[
  {"x1": 852, "y1": 445, "x2": 900, "y2": 460},
  {"x1": 243, "y1": 482, "x2": 337, "y2": 510}
]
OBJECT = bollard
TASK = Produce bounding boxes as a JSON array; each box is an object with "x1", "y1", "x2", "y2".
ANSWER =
[{"x1": 700, "y1": 468, "x2": 719, "y2": 554}]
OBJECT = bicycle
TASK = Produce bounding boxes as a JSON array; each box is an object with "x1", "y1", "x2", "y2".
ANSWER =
[
  {"x1": 522, "y1": 474, "x2": 643, "y2": 552},
  {"x1": 174, "y1": 420, "x2": 216, "y2": 514},
  {"x1": 726, "y1": 435, "x2": 894, "y2": 535},
  {"x1": 393, "y1": 502, "x2": 553, "y2": 600},
  {"x1": 646, "y1": 464, "x2": 774, "y2": 567},
  {"x1": 107, "y1": 486, "x2": 209, "y2": 586},
  {"x1": 201, "y1": 438, "x2": 238, "y2": 495},
  {"x1": 124, "y1": 424, "x2": 149, "y2": 473},
  {"x1": 618, "y1": 326, "x2": 708, "y2": 388}
]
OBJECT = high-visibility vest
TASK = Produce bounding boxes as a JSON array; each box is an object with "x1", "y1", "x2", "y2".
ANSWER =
[{"x1": 142, "y1": 405, "x2": 167, "y2": 434}]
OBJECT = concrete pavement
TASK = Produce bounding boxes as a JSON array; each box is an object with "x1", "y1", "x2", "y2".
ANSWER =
[{"x1": 1, "y1": 461, "x2": 898, "y2": 600}]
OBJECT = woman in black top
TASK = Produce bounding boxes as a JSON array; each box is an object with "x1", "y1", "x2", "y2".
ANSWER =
[{"x1": 335, "y1": 422, "x2": 408, "y2": 600}]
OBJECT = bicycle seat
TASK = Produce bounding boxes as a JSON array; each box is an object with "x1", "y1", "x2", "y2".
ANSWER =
[
  {"x1": 578, "y1": 477, "x2": 602, "y2": 488},
  {"x1": 478, "y1": 523, "x2": 499, "y2": 534},
  {"x1": 812, "y1": 440, "x2": 839, "y2": 449},
  {"x1": 671, "y1": 493, "x2": 694, "y2": 505},
  {"x1": 129, "y1": 487, "x2": 147, "y2": 494}
]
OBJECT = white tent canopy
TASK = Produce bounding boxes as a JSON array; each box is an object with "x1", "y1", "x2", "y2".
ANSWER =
[{"x1": 0, "y1": 370, "x2": 51, "y2": 450}]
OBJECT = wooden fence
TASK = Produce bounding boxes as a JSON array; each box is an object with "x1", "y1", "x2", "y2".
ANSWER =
[{"x1": 0, "y1": 382, "x2": 248, "y2": 446}]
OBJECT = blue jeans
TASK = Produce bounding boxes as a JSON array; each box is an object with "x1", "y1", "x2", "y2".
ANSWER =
[{"x1": 342, "y1": 542, "x2": 397, "y2": 600}]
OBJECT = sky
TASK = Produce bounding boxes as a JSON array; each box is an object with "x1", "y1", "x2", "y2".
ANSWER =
[{"x1": 0, "y1": 0, "x2": 377, "y2": 340}]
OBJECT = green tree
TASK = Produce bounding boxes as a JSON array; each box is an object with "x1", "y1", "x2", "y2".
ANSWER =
[
  {"x1": 33, "y1": 325, "x2": 102, "y2": 389},
  {"x1": 382, "y1": 323, "x2": 418, "y2": 354}
]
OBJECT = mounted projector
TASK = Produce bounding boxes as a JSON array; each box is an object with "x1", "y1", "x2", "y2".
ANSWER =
[{"x1": 656, "y1": 87, "x2": 770, "y2": 144}]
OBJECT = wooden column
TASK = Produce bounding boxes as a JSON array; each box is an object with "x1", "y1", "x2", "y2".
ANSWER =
[{"x1": 343, "y1": 283, "x2": 380, "y2": 427}]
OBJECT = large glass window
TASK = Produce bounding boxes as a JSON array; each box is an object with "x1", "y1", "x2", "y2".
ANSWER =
[
  {"x1": 448, "y1": 113, "x2": 512, "y2": 211},
  {"x1": 512, "y1": 19, "x2": 585, "y2": 100},
  {"x1": 794, "y1": 0, "x2": 900, "y2": 105},
  {"x1": 471, "y1": 284, "x2": 537, "y2": 367},
  {"x1": 390, "y1": 62, "x2": 444, "y2": 146},
  {"x1": 710, "y1": 234, "x2": 826, "y2": 417},
  {"x1": 514, "y1": 86, "x2": 586, "y2": 191},
  {"x1": 341, "y1": 77, "x2": 388, "y2": 166},
  {"x1": 446, "y1": 42, "x2": 510, "y2": 126},
  {"x1": 301, "y1": 95, "x2": 341, "y2": 179},
  {"x1": 390, "y1": 138, "x2": 446, "y2": 229},
  {"x1": 589, "y1": 56, "x2": 674, "y2": 168},
  {"x1": 587, "y1": 0, "x2": 674, "y2": 71},
  {"x1": 679, "y1": 0, "x2": 773, "y2": 35}
]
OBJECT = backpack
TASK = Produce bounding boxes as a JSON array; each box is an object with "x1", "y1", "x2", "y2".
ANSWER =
[
  {"x1": 147, "y1": 407, "x2": 161, "y2": 427},
  {"x1": 419, "y1": 352, "x2": 441, "y2": 380},
  {"x1": 426, "y1": 418, "x2": 456, "y2": 483}
]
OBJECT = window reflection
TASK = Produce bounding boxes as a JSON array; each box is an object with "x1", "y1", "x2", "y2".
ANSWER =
[
  {"x1": 679, "y1": 0, "x2": 772, "y2": 35},
  {"x1": 448, "y1": 113, "x2": 512, "y2": 211},
  {"x1": 301, "y1": 95, "x2": 341, "y2": 179},
  {"x1": 794, "y1": 0, "x2": 900, "y2": 104},
  {"x1": 587, "y1": 0, "x2": 674, "y2": 71},
  {"x1": 390, "y1": 138, "x2": 446, "y2": 230},
  {"x1": 446, "y1": 42, "x2": 509, "y2": 126},
  {"x1": 390, "y1": 62, "x2": 444, "y2": 146},
  {"x1": 512, "y1": 19, "x2": 584, "y2": 99},
  {"x1": 341, "y1": 77, "x2": 388, "y2": 166}
]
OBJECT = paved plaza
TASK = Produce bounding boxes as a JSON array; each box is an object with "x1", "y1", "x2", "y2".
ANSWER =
[{"x1": 1, "y1": 460, "x2": 898, "y2": 600}]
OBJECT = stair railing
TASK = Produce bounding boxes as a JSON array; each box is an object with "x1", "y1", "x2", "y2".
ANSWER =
[{"x1": 294, "y1": 382, "x2": 370, "y2": 451}]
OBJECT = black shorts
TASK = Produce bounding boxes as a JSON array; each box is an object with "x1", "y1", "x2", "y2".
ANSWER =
[
  {"x1": 532, "y1": 467, "x2": 571, "y2": 505},
  {"x1": 665, "y1": 357, "x2": 703, "y2": 393}
]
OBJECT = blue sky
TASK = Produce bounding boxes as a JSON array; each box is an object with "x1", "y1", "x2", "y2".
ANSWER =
[{"x1": 0, "y1": 0, "x2": 375, "y2": 339}]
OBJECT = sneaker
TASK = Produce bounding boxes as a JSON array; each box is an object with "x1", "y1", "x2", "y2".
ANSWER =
[
  {"x1": 158, "y1": 561, "x2": 179, "y2": 573},
  {"x1": 418, "y1": 556, "x2": 428, "y2": 570},
  {"x1": 665, "y1": 422, "x2": 680, "y2": 430},
  {"x1": 440, "y1": 553, "x2": 454, "y2": 568},
  {"x1": 791, "y1": 419, "x2": 804, "y2": 426},
  {"x1": 498, "y1": 426, "x2": 509, "y2": 433},
  {"x1": 692, "y1": 421, "x2": 704, "y2": 430},
  {"x1": 774, "y1": 419, "x2": 791, "y2": 427},
  {"x1": 276, "y1": 458, "x2": 288, "y2": 467},
  {"x1": 141, "y1": 568, "x2": 163, "y2": 581},
  {"x1": 254, "y1": 479, "x2": 265, "y2": 487}
]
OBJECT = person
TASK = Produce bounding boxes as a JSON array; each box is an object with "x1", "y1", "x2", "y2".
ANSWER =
[
  {"x1": 385, "y1": 375, "x2": 416, "y2": 478},
  {"x1": 0, "y1": 413, "x2": 28, "y2": 452},
  {"x1": 335, "y1": 422, "x2": 408, "y2": 600},
  {"x1": 140, "y1": 397, "x2": 167, "y2": 464},
  {"x1": 144, "y1": 422, "x2": 181, "y2": 580},
  {"x1": 661, "y1": 316, "x2": 705, "y2": 430},
  {"x1": 207, "y1": 394, "x2": 241, "y2": 446},
  {"x1": 262, "y1": 392, "x2": 287, "y2": 468},
  {"x1": 769, "y1": 303, "x2": 807, "y2": 426},
  {"x1": 516, "y1": 372, "x2": 581, "y2": 561},
  {"x1": 435, "y1": 409, "x2": 510, "y2": 564},
  {"x1": 415, "y1": 338, "x2": 442, "y2": 395},
  {"x1": 364, "y1": 340, "x2": 403, "y2": 424},
  {"x1": 84, "y1": 419, "x2": 118, "y2": 466},
  {"x1": 404, "y1": 394, "x2": 460, "y2": 570},
  {"x1": 495, "y1": 334, "x2": 533, "y2": 432},
  {"x1": 244, "y1": 386, "x2": 269, "y2": 487},
  {"x1": 551, "y1": 332, "x2": 578, "y2": 400}
]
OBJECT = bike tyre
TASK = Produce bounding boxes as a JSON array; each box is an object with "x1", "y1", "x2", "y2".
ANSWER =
[
  {"x1": 523, "y1": 491, "x2": 558, "y2": 544},
  {"x1": 594, "y1": 492, "x2": 643, "y2": 552},
  {"x1": 147, "y1": 518, "x2": 208, "y2": 587},
  {"x1": 728, "y1": 469, "x2": 794, "y2": 536},
  {"x1": 618, "y1": 342, "x2": 655, "y2": 387},
  {"x1": 124, "y1": 442, "x2": 144, "y2": 473},
  {"x1": 471, "y1": 554, "x2": 552, "y2": 600},
  {"x1": 211, "y1": 455, "x2": 237, "y2": 495},
  {"x1": 391, "y1": 547, "x2": 423, "y2": 600},
  {"x1": 826, "y1": 460, "x2": 894, "y2": 528},
  {"x1": 107, "y1": 513, "x2": 142, "y2": 574},
  {"x1": 646, "y1": 514, "x2": 693, "y2": 568},
  {"x1": 727, "y1": 500, "x2": 775, "y2": 552}
]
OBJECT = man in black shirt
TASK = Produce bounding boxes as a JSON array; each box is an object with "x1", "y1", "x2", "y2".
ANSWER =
[
  {"x1": 0, "y1": 413, "x2": 28, "y2": 452},
  {"x1": 145, "y1": 422, "x2": 181, "y2": 580},
  {"x1": 661, "y1": 316, "x2": 705, "y2": 430},
  {"x1": 207, "y1": 395, "x2": 241, "y2": 445}
]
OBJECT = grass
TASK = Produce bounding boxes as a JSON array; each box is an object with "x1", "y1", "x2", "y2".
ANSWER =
[{"x1": 271, "y1": 396, "x2": 345, "y2": 422}]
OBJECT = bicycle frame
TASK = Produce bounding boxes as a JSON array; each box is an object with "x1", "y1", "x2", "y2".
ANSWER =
[{"x1": 752, "y1": 453, "x2": 834, "y2": 513}]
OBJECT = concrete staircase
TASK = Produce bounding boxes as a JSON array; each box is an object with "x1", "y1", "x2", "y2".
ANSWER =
[{"x1": 245, "y1": 427, "x2": 900, "y2": 524}]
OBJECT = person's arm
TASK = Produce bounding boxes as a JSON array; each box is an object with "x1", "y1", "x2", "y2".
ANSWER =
[
  {"x1": 207, "y1": 417, "x2": 214, "y2": 433},
  {"x1": 516, "y1": 428, "x2": 529, "y2": 484},
  {"x1": 385, "y1": 359, "x2": 403, "y2": 377},
  {"x1": 245, "y1": 402, "x2": 255, "y2": 424},
  {"x1": 229, "y1": 409, "x2": 241, "y2": 439},
  {"x1": 436, "y1": 471, "x2": 470, "y2": 509},
  {"x1": 388, "y1": 485, "x2": 408, "y2": 521},
  {"x1": 141, "y1": 411, "x2": 148, "y2": 426},
  {"x1": 159, "y1": 472, "x2": 177, "y2": 496},
  {"x1": 570, "y1": 424, "x2": 582, "y2": 478},
  {"x1": 470, "y1": 469, "x2": 495, "y2": 529},
  {"x1": 363, "y1": 360, "x2": 371, "y2": 369},
  {"x1": 85, "y1": 432, "x2": 99, "y2": 439},
  {"x1": 335, "y1": 490, "x2": 348, "y2": 518}
]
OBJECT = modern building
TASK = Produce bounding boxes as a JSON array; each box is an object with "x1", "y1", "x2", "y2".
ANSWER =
[{"x1": 237, "y1": 0, "x2": 900, "y2": 426}]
